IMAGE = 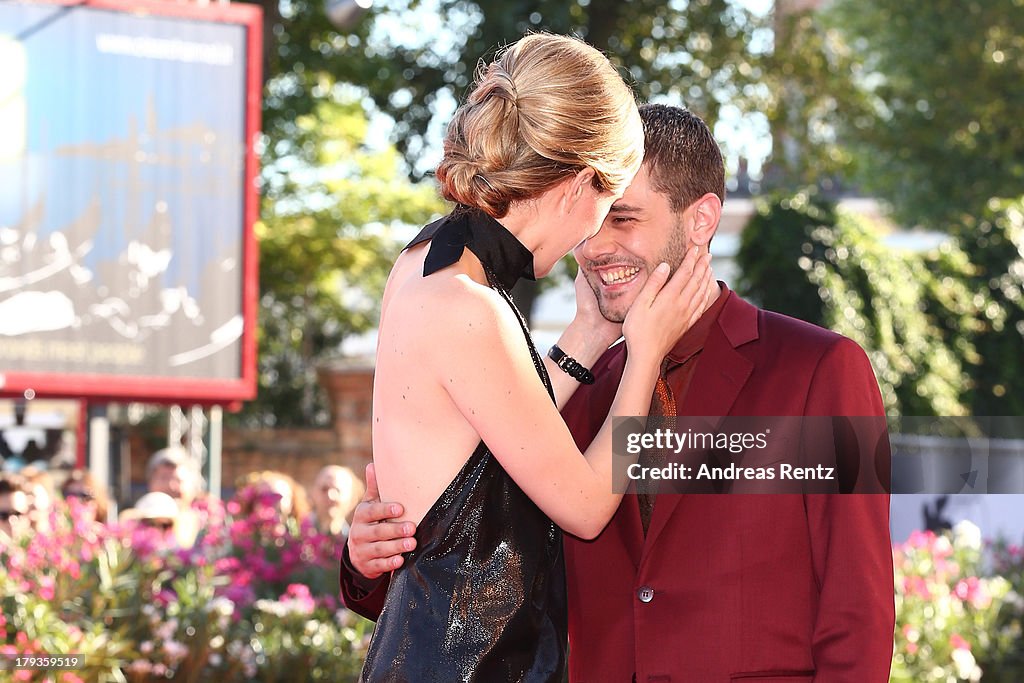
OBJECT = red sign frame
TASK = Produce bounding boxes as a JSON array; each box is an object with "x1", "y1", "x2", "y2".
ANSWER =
[{"x1": 0, "y1": 0, "x2": 262, "y2": 405}]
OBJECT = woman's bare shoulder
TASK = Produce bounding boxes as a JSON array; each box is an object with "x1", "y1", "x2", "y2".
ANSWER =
[{"x1": 388, "y1": 249, "x2": 509, "y2": 333}]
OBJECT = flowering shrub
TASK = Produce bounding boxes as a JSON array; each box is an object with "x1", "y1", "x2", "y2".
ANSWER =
[
  {"x1": 892, "y1": 521, "x2": 1024, "y2": 682},
  {"x1": 0, "y1": 497, "x2": 371, "y2": 682}
]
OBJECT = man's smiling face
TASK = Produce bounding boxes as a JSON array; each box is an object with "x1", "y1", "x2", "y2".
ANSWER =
[{"x1": 575, "y1": 163, "x2": 690, "y2": 323}]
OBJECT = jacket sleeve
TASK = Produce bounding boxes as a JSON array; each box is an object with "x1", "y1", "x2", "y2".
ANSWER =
[
  {"x1": 804, "y1": 338, "x2": 895, "y2": 682},
  {"x1": 339, "y1": 543, "x2": 390, "y2": 621}
]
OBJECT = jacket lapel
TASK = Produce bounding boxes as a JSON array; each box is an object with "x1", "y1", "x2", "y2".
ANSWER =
[{"x1": 641, "y1": 293, "x2": 758, "y2": 556}]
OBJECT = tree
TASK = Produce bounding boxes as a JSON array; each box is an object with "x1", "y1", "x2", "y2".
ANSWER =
[
  {"x1": 736, "y1": 189, "x2": 970, "y2": 417},
  {"x1": 244, "y1": 0, "x2": 769, "y2": 175},
  {"x1": 786, "y1": 0, "x2": 1024, "y2": 229},
  {"x1": 235, "y1": 0, "x2": 771, "y2": 423},
  {"x1": 238, "y1": 99, "x2": 444, "y2": 427},
  {"x1": 954, "y1": 198, "x2": 1024, "y2": 421}
]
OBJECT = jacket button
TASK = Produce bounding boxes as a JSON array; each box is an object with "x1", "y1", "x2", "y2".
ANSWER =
[{"x1": 637, "y1": 586, "x2": 654, "y2": 603}]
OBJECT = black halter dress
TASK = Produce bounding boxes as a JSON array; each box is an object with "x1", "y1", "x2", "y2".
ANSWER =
[{"x1": 359, "y1": 207, "x2": 567, "y2": 682}]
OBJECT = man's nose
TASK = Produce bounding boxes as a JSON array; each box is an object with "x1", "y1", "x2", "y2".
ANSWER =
[{"x1": 577, "y1": 227, "x2": 615, "y2": 262}]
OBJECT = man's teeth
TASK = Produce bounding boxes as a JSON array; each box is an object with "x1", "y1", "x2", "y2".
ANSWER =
[{"x1": 599, "y1": 267, "x2": 640, "y2": 285}]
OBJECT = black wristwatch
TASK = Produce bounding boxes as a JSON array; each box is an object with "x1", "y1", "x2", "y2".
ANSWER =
[{"x1": 548, "y1": 344, "x2": 596, "y2": 384}]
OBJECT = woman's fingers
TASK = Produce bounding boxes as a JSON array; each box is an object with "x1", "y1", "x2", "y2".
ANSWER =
[{"x1": 634, "y1": 261, "x2": 671, "y2": 309}]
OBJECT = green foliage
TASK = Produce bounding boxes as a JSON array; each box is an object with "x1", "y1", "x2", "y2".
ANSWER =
[
  {"x1": 241, "y1": 99, "x2": 444, "y2": 427},
  {"x1": 736, "y1": 189, "x2": 969, "y2": 416},
  {"x1": 242, "y1": 0, "x2": 768, "y2": 175},
  {"x1": 761, "y1": 10, "x2": 872, "y2": 189},
  {"x1": 778, "y1": 0, "x2": 1024, "y2": 231},
  {"x1": 954, "y1": 198, "x2": 1024, "y2": 419}
]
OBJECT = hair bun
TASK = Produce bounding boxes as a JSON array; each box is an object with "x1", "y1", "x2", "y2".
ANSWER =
[{"x1": 435, "y1": 33, "x2": 643, "y2": 219}]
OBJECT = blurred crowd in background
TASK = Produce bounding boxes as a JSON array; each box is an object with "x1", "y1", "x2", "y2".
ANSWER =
[{"x1": 0, "y1": 453, "x2": 364, "y2": 551}]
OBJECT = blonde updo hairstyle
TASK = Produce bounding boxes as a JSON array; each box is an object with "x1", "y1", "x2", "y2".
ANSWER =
[{"x1": 436, "y1": 33, "x2": 643, "y2": 219}]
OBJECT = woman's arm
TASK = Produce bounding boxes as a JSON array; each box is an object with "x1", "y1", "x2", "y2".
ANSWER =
[
  {"x1": 433, "y1": 249, "x2": 710, "y2": 539},
  {"x1": 543, "y1": 270, "x2": 624, "y2": 410}
]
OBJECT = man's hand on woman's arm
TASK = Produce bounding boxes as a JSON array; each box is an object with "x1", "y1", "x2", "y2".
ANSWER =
[{"x1": 346, "y1": 463, "x2": 418, "y2": 579}]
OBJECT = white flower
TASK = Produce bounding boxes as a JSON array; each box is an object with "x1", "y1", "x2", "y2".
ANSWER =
[
  {"x1": 206, "y1": 596, "x2": 235, "y2": 618},
  {"x1": 951, "y1": 648, "x2": 980, "y2": 680},
  {"x1": 253, "y1": 599, "x2": 289, "y2": 617},
  {"x1": 952, "y1": 520, "x2": 982, "y2": 551}
]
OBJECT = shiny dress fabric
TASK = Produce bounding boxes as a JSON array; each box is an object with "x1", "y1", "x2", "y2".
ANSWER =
[{"x1": 359, "y1": 209, "x2": 568, "y2": 683}]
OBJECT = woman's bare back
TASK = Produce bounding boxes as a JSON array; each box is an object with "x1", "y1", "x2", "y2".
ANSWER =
[{"x1": 372, "y1": 242, "x2": 500, "y2": 526}]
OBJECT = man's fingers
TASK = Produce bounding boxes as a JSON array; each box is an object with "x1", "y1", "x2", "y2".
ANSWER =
[
  {"x1": 360, "y1": 518, "x2": 416, "y2": 543},
  {"x1": 361, "y1": 554, "x2": 407, "y2": 577},
  {"x1": 352, "y1": 500, "x2": 405, "y2": 527},
  {"x1": 351, "y1": 537, "x2": 417, "y2": 578}
]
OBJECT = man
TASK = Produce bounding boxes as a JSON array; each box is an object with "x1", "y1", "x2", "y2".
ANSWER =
[
  {"x1": 341, "y1": 104, "x2": 895, "y2": 681},
  {"x1": 146, "y1": 446, "x2": 200, "y2": 505},
  {"x1": 144, "y1": 446, "x2": 202, "y2": 547},
  {"x1": 310, "y1": 465, "x2": 365, "y2": 537}
]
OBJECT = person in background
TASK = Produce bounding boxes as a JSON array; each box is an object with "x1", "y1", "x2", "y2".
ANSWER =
[
  {"x1": 146, "y1": 447, "x2": 201, "y2": 504},
  {"x1": 309, "y1": 465, "x2": 364, "y2": 537},
  {"x1": 0, "y1": 472, "x2": 31, "y2": 540},
  {"x1": 18, "y1": 465, "x2": 55, "y2": 533},
  {"x1": 61, "y1": 469, "x2": 113, "y2": 525},
  {"x1": 120, "y1": 491, "x2": 181, "y2": 549},
  {"x1": 145, "y1": 447, "x2": 202, "y2": 547},
  {"x1": 233, "y1": 470, "x2": 311, "y2": 529}
]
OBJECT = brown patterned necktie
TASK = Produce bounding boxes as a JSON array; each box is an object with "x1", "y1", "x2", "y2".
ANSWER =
[{"x1": 638, "y1": 361, "x2": 677, "y2": 535}]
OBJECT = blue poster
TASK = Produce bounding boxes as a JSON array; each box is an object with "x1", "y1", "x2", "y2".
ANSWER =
[{"x1": 0, "y1": 1, "x2": 251, "y2": 387}]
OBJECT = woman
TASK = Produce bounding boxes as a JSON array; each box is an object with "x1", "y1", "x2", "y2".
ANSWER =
[
  {"x1": 61, "y1": 468, "x2": 113, "y2": 525},
  {"x1": 363, "y1": 33, "x2": 711, "y2": 681}
]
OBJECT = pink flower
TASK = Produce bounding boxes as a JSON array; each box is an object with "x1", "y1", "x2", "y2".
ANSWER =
[
  {"x1": 907, "y1": 530, "x2": 936, "y2": 549},
  {"x1": 60, "y1": 674, "x2": 85, "y2": 683},
  {"x1": 284, "y1": 583, "x2": 312, "y2": 601},
  {"x1": 950, "y1": 633, "x2": 971, "y2": 651},
  {"x1": 38, "y1": 575, "x2": 56, "y2": 601},
  {"x1": 953, "y1": 577, "x2": 992, "y2": 609},
  {"x1": 901, "y1": 576, "x2": 931, "y2": 600}
]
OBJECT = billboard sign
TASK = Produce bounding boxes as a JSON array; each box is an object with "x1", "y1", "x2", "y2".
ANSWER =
[{"x1": 0, "y1": 0, "x2": 261, "y2": 403}]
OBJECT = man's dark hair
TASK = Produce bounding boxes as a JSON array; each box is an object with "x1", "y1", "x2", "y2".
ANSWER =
[{"x1": 639, "y1": 104, "x2": 726, "y2": 213}]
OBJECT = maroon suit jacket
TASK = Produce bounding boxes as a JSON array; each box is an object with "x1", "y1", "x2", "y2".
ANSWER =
[
  {"x1": 561, "y1": 290, "x2": 894, "y2": 683},
  {"x1": 341, "y1": 289, "x2": 895, "y2": 682}
]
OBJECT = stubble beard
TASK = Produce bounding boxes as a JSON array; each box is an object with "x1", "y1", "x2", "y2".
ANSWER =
[{"x1": 590, "y1": 217, "x2": 690, "y2": 324}]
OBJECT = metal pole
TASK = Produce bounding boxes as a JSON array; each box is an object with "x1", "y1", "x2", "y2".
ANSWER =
[
  {"x1": 87, "y1": 403, "x2": 110, "y2": 492},
  {"x1": 207, "y1": 405, "x2": 223, "y2": 499}
]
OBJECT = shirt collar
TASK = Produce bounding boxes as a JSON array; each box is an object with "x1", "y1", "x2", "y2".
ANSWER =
[
  {"x1": 406, "y1": 206, "x2": 536, "y2": 291},
  {"x1": 666, "y1": 280, "x2": 731, "y2": 365}
]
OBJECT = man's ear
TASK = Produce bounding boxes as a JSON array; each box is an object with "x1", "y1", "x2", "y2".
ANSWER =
[
  {"x1": 563, "y1": 167, "x2": 597, "y2": 213},
  {"x1": 687, "y1": 192, "x2": 722, "y2": 247}
]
